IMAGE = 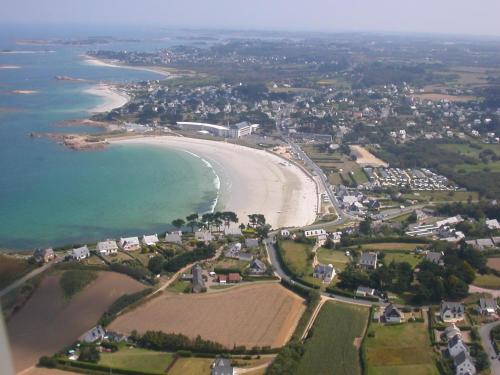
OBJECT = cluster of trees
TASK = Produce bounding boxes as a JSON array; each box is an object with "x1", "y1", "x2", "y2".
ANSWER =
[
  {"x1": 171, "y1": 211, "x2": 239, "y2": 232},
  {"x1": 438, "y1": 201, "x2": 500, "y2": 221},
  {"x1": 160, "y1": 242, "x2": 216, "y2": 273},
  {"x1": 134, "y1": 330, "x2": 226, "y2": 353},
  {"x1": 109, "y1": 262, "x2": 152, "y2": 282}
]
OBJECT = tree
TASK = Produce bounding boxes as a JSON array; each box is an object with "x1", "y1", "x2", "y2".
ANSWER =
[
  {"x1": 186, "y1": 213, "x2": 199, "y2": 233},
  {"x1": 248, "y1": 214, "x2": 266, "y2": 228},
  {"x1": 172, "y1": 218, "x2": 185, "y2": 230},
  {"x1": 444, "y1": 275, "x2": 468, "y2": 300},
  {"x1": 148, "y1": 256, "x2": 164, "y2": 275},
  {"x1": 359, "y1": 217, "x2": 372, "y2": 235},
  {"x1": 78, "y1": 343, "x2": 100, "y2": 363},
  {"x1": 256, "y1": 224, "x2": 272, "y2": 238}
]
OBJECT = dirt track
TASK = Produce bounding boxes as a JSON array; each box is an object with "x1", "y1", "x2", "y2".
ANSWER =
[
  {"x1": 350, "y1": 145, "x2": 388, "y2": 167},
  {"x1": 7, "y1": 272, "x2": 145, "y2": 374},
  {"x1": 109, "y1": 283, "x2": 305, "y2": 348}
]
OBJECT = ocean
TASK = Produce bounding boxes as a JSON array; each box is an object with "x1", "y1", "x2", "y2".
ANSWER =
[{"x1": 0, "y1": 26, "x2": 219, "y2": 250}]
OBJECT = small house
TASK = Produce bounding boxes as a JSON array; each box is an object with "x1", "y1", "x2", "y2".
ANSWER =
[
  {"x1": 356, "y1": 286, "x2": 375, "y2": 297},
  {"x1": 281, "y1": 229, "x2": 290, "y2": 237},
  {"x1": 359, "y1": 252, "x2": 378, "y2": 270},
  {"x1": 304, "y1": 229, "x2": 326, "y2": 238},
  {"x1": 96, "y1": 240, "x2": 118, "y2": 256},
  {"x1": 249, "y1": 259, "x2": 267, "y2": 275},
  {"x1": 33, "y1": 248, "x2": 55, "y2": 263},
  {"x1": 80, "y1": 325, "x2": 106, "y2": 343},
  {"x1": 227, "y1": 273, "x2": 241, "y2": 283},
  {"x1": 238, "y1": 252, "x2": 253, "y2": 262},
  {"x1": 478, "y1": 298, "x2": 498, "y2": 316},
  {"x1": 119, "y1": 237, "x2": 141, "y2": 251},
  {"x1": 164, "y1": 233, "x2": 182, "y2": 244},
  {"x1": 453, "y1": 350, "x2": 476, "y2": 375},
  {"x1": 448, "y1": 335, "x2": 468, "y2": 358},
  {"x1": 195, "y1": 231, "x2": 213, "y2": 244},
  {"x1": 444, "y1": 324, "x2": 462, "y2": 341},
  {"x1": 224, "y1": 227, "x2": 242, "y2": 237},
  {"x1": 142, "y1": 234, "x2": 159, "y2": 246},
  {"x1": 313, "y1": 264, "x2": 335, "y2": 283},
  {"x1": 383, "y1": 304, "x2": 404, "y2": 324},
  {"x1": 425, "y1": 251, "x2": 444, "y2": 266},
  {"x1": 440, "y1": 301, "x2": 465, "y2": 323},
  {"x1": 245, "y1": 238, "x2": 259, "y2": 249},
  {"x1": 218, "y1": 275, "x2": 227, "y2": 284},
  {"x1": 70, "y1": 246, "x2": 90, "y2": 261}
]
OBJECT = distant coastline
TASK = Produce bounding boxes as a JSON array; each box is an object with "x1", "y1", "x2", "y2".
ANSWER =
[{"x1": 83, "y1": 54, "x2": 174, "y2": 77}]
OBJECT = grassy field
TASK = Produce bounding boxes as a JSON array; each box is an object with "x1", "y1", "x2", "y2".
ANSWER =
[
  {"x1": 317, "y1": 248, "x2": 350, "y2": 271},
  {"x1": 296, "y1": 302, "x2": 369, "y2": 375},
  {"x1": 212, "y1": 258, "x2": 249, "y2": 272},
  {"x1": 473, "y1": 273, "x2": 500, "y2": 289},
  {"x1": 279, "y1": 240, "x2": 313, "y2": 277},
  {"x1": 364, "y1": 322, "x2": 439, "y2": 375},
  {"x1": 384, "y1": 252, "x2": 422, "y2": 268},
  {"x1": 403, "y1": 190, "x2": 479, "y2": 203},
  {"x1": 0, "y1": 255, "x2": 35, "y2": 290},
  {"x1": 167, "y1": 279, "x2": 191, "y2": 293},
  {"x1": 99, "y1": 348, "x2": 174, "y2": 374},
  {"x1": 353, "y1": 243, "x2": 424, "y2": 252},
  {"x1": 168, "y1": 357, "x2": 213, "y2": 375}
]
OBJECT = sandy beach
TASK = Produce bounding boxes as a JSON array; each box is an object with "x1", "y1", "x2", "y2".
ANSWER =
[
  {"x1": 112, "y1": 136, "x2": 319, "y2": 229},
  {"x1": 84, "y1": 83, "x2": 130, "y2": 113},
  {"x1": 84, "y1": 55, "x2": 173, "y2": 77}
]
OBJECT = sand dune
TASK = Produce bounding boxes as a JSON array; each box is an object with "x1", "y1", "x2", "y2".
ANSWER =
[{"x1": 112, "y1": 136, "x2": 319, "y2": 229}]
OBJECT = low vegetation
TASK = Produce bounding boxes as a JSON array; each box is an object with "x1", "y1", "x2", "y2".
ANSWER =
[
  {"x1": 0, "y1": 254, "x2": 36, "y2": 290},
  {"x1": 59, "y1": 269, "x2": 98, "y2": 299},
  {"x1": 99, "y1": 347, "x2": 174, "y2": 374}
]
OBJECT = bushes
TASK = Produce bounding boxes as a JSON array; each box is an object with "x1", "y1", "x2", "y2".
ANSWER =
[
  {"x1": 163, "y1": 244, "x2": 216, "y2": 272},
  {"x1": 56, "y1": 358, "x2": 161, "y2": 375},
  {"x1": 38, "y1": 356, "x2": 57, "y2": 368},
  {"x1": 137, "y1": 331, "x2": 226, "y2": 354},
  {"x1": 99, "y1": 288, "x2": 153, "y2": 326},
  {"x1": 109, "y1": 263, "x2": 151, "y2": 282},
  {"x1": 60, "y1": 270, "x2": 98, "y2": 299}
]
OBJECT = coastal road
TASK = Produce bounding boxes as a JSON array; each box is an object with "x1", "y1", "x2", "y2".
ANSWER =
[
  {"x1": 479, "y1": 321, "x2": 500, "y2": 375},
  {"x1": 0, "y1": 259, "x2": 59, "y2": 299}
]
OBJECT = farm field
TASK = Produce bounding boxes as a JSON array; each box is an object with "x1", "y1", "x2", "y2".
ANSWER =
[
  {"x1": 317, "y1": 248, "x2": 350, "y2": 271},
  {"x1": 403, "y1": 190, "x2": 479, "y2": 203},
  {"x1": 0, "y1": 254, "x2": 36, "y2": 290},
  {"x1": 487, "y1": 257, "x2": 500, "y2": 272},
  {"x1": 384, "y1": 252, "x2": 422, "y2": 268},
  {"x1": 108, "y1": 283, "x2": 306, "y2": 348},
  {"x1": 296, "y1": 301, "x2": 369, "y2": 375},
  {"x1": 364, "y1": 322, "x2": 439, "y2": 375},
  {"x1": 350, "y1": 145, "x2": 388, "y2": 167},
  {"x1": 473, "y1": 273, "x2": 500, "y2": 290},
  {"x1": 7, "y1": 271, "x2": 145, "y2": 373},
  {"x1": 353, "y1": 243, "x2": 424, "y2": 252},
  {"x1": 99, "y1": 348, "x2": 174, "y2": 374},
  {"x1": 168, "y1": 357, "x2": 213, "y2": 375}
]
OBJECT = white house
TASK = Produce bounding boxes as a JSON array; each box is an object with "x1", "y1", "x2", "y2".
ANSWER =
[
  {"x1": 453, "y1": 350, "x2": 476, "y2": 375},
  {"x1": 478, "y1": 298, "x2": 498, "y2": 316},
  {"x1": 359, "y1": 252, "x2": 378, "y2": 270},
  {"x1": 119, "y1": 237, "x2": 141, "y2": 251},
  {"x1": 164, "y1": 233, "x2": 182, "y2": 244},
  {"x1": 142, "y1": 234, "x2": 159, "y2": 246},
  {"x1": 96, "y1": 240, "x2": 118, "y2": 256},
  {"x1": 356, "y1": 286, "x2": 375, "y2": 297},
  {"x1": 195, "y1": 231, "x2": 213, "y2": 243},
  {"x1": 313, "y1": 264, "x2": 335, "y2": 283},
  {"x1": 280, "y1": 229, "x2": 290, "y2": 237},
  {"x1": 304, "y1": 229, "x2": 326, "y2": 238},
  {"x1": 383, "y1": 304, "x2": 404, "y2": 324},
  {"x1": 486, "y1": 219, "x2": 500, "y2": 230},
  {"x1": 70, "y1": 245, "x2": 90, "y2": 261},
  {"x1": 440, "y1": 301, "x2": 465, "y2": 323},
  {"x1": 224, "y1": 227, "x2": 243, "y2": 237}
]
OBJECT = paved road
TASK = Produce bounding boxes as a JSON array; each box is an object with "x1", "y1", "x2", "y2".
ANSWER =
[
  {"x1": 479, "y1": 321, "x2": 500, "y2": 375},
  {"x1": 0, "y1": 259, "x2": 59, "y2": 299}
]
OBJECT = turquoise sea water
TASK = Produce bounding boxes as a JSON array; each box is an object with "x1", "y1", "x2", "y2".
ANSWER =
[{"x1": 0, "y1": 27, "x2": 218, "y2": 249}]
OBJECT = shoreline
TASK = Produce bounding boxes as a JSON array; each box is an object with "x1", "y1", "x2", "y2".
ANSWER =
[
  {"x1": 83, "y1": 55, "x2": 174, "y2": 78},
  {"x1": 111, "y1": 136, "x2": 319, "y2": 229},
  {"x1": 84, "y1": 83, "x2": 130, "y2": 113}
]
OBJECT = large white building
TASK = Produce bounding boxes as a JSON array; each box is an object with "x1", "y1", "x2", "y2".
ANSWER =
[{"x1": 176, "y1": 121, "x2": 258, "y2": 138}]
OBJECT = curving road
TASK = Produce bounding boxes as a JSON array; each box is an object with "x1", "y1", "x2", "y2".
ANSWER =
[{"x1": 479, "y1": 321, "x2": 500, "y2": 375}]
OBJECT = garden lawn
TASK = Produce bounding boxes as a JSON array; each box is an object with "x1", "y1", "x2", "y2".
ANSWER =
[
  {"x1": 473, "y1": 273, "x2": 500, "y2": 290},
  {"x1": 383, "y1": 252, "x2": 422, "y2": 268},
  {"x1": 99, "y1": 347, "x2": 174, "y2": 374},
  {"x1": 279, "y1": 240, "x2": 312, "y2": 277},
  {"x1": 296, "y1": 302, "x2": 369, "y2": 375},
  {"x1": 317, "y1": 248, "x2": 350, "y2": 271},
  {"x1": 355, "y1": 243, "x2": 423, "y2": 252},
  {"x1": 168, "y1": 357, "x2": 213, "y2": 375},
  {"x1": 364, "y1": 322, "x2": 439, "y2": 375}
]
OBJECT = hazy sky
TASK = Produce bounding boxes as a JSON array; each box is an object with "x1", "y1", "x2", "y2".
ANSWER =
[{"x1": 3, "y1": 0, "x2": 500, "y2": 37}]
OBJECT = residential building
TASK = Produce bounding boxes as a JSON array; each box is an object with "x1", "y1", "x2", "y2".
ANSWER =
[
  {"x1": 444, "y1": 324, "x2": 462, "y2": 341},
  {"x1": 142, "y1": 234, "x2": 159, "y2": 246},
  {"x1": 478, "y1": 298, "x2": 498, "y2": 315},
  {"x1": 440, "y1": 301, "x2": 465, "y2": 323},
  {"x1": 211, "y1": 357, "x2": 234, "y2": 375},
  {"x1": 33, "y1": 248, "x2": 55, "y2": 263},
  {"x1": 192, "y1": 264, "x2": 205, "y2": 293},
  {"x1": 383, "y1": 304, "x2": 404, "y2": 323},
  {"x1": 238, "y1": 252, "x2": 253, "y2": 262},
  {"x1": 80, "y1": 325, "x2": 106, "y2": 343},
  {"x1": 281, "y1": 229, "x2": 290, "y2": 237},
  {"x1": 359, "y1": 252, "x2": 378, "y2": 270},
  {"x1": 96, "y1": 240, "x2": 118, "y2": 256},
  {"x1": 119, "y1": 237, "x2": 141, "y2": 251},
  {"x1": 227, "y1": 273, "x2": 241, "y2": 283},
  {"x1": 356, "y1": 286, "x2": 375, "y2": 297},
  {"x1": 486, "y1": 219, "x2": 500, "y2": 230},
  {"x1": 195, "y1": 231, "x2": 213, "y2": 243},
  {"x1": 425, "y1": 251, "x2": 444, "y2": 266},
  {"x1": 70, "y1": 246, "x2": 90, "y2": 261},
  {"x1": 448, "y1": 335, "x2": 468, "y2": 357},
  {"x1": 218, "y1": 275, "x2": 227, "y2": 284},
  {"x1": 224, "y1": 227, "x2": 243, "y2": 237},
  {"x1": 466, "y1": 238, "x2": 495, "y2": 251},
  {"x1": 245, "y1": 238, "x2": 259, "y2": 249},
  {"x1": 304, "y1": 229, "x2": 326, "y2": 238},
  {"x1": 453, "y1": 350, "x2": 476, "y2": 375},
  {"x1": 229, "y1": 121, "x2": 254, "y2": 138},
  {"x1": 249, "y1": 259, "x2": 267, "y2": 275},
  {"x1": 164, "y1": 233, "x2": 182, "y2": 244},
  {"x1": 313, "y1": 264, "x2": 336, "y2": 283}
]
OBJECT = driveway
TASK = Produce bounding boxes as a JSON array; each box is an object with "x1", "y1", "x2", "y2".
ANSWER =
[
  {"x1": 479, "y1": 321, "x2": 500, "y2": 375},
  {"x1": 469, "y1": 285, "x2": 500, "y2": 298}
]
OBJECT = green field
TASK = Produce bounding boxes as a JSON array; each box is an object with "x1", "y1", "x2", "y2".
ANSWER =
[
  {"x1": 473, "y1": 273, "x2": 500, "y2": 290},
  {"x1": 384, "y1": 252, "x2": 422, "y2": 268},
  {"x1": 364, "y1": 322, "x2": 439, "y2": 375},
  {"x1": 317, "y1": 248, "x2": 350, "y2": 271},
  {"x1": 167, "y1": 279, "x2": 191, "y2": 293},
  {"x1": 279, "y1": 240, "x2": 313, "y2": 277},
  {"x1": 99, "y1": 348, "x2": 174, "y2": 374},
  {"x1": 296, "y1": 302, "x2": 369, "y2": 375},
  {"x1": 168, "y1": 357, "x2": 213, "y2": 375},
  {"x1": 353, "y1": 243, "x2": 424, "y2": 252},
  {"x1": 0, "y1": 255, "x2": 35, "y2": 290},
  {"x1": 403, "y1": 190, "x2": 479, "y2": 203}
]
